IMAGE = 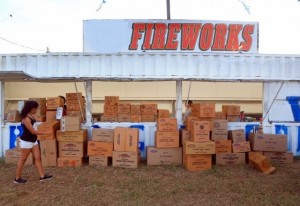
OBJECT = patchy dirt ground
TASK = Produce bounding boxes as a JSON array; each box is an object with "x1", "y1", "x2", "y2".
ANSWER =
[{"x1": 1, "y1": 158, "x2": 300, "y2": 206}]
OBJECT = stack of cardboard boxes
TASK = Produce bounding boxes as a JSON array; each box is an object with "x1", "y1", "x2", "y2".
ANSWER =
[
  {"x1": 118, "y1": 102, "x2": 131, "y2": 122},
  {"x1": 131, "y1": 104, "x2": 141, "y2": 122},
  {"x1": 56, "y1": 116, "x2": 87, "y2": 167},
  {"x1": 113, "y1": 127, "x2": 140, "y2": 168},
  {"x1": 101, "y1": 96, "x2": 119, "y2": 122},
  {"x1": 147, "y1": 117, "x2": 182, "y2": 166},
  {"x1": 222, "y1": 105, "x2": 241, "y2": 122},
  {"x1": 141, "y1": 103, "x2": 157, "y2": 122},
  {"x1": 5, "y1": 138, "x2": 34, "y2": 165},
  {"x1": 66, "y1": 93, "x2": 85, "y2": 121},
  {"x1": 88, "y1": 128, "x2": 114, "y2": 166}
]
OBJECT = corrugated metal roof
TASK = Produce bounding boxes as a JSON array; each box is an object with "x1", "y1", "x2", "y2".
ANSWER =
[{"x1": 0, "y1": 52, "x2": 300, "y2": 81}]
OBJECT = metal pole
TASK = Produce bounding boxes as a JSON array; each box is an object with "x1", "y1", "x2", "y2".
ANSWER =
[
  {"x1": 176, "y1": 80, "x2": 183, "y2": 126},
  {"x1": 166, "y1": 0, "x2": 171, "y2": 20}
]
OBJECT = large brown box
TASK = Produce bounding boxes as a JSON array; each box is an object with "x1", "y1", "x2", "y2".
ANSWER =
[
  {"x1": 191, "y1": 121, "x2": 210, "y2": 142},
  {"x1": 222, "y1": 105, "x2": 241, "y2": 115},
  {"x1": 263, "y1": 152, "x2": 293, "y2": 164},
  {"x1": 114, "y1": 127, "x2": 126, "y2": 151},
  {"x1": 66, "y1": 100, "x2": 84, "y2": 111},
  {"x1": 131, "y1": 105, "x2": 141, "y2": 115},
  {"x1": 118, "y1": 103, "x2": 131, "y2": 114},
  {"x1": 185, "y1": 116, "x2": 200, "y2": 131},
  {"x1": 101, "y1": 115, "x2": 118, "y2": 122},
  {"x1": 147, "y1": 147, "x2": 182, "y2": 165},
  {"x1": 131, "y1": 115, "x2": 142, "y2": 122},
  {"x1": 58, "y1": 142, "x2": 86, "y2": 157},
  {"x1": 155, "y1": 131, "x2": 179, "y2": 148},
  {"x1": 216, "y1": 153, "x2": 245, "y2": 165},
  {"x1": 215, "y1": 140, "x2": 232, "y2": 153},
  {"x1": 47, "y1": 97, "x2": 64, "y2": 110},
  {"x1": 118, "y1": 114, "x2": 131, "y2": 122},
  {"x1": 183, "y1": 153, "x2": 212, "y2": 172},
  {"x1": 140, "y1": 104, "x2": 158, "y2": 115},
  {"x1": 56, "y1": 129, "x2": 88, "y2": 142},
  {"x1": 215, "y1": 112, "x2": 226, "y2": 120},
  {"x1": 104, "y1": 105, "x2": 118, "y2": 116},
  {"x1": 87, "y1": 141, "x2": 113, "y2": 157},
  {"x1": 92, "y1": 128, "x2": 114, "y2": 142},
  {"x1": 112, "y1": 151, "x2": 140, "y2": 169},
  {"x1": 60, "y1": 116, "x2": 81, "y2": 132},
  {"x1": 211, "y1": 120, "x2": 228, "y2": 141},
  {"x1": 157, "y1": 118, "x2": 177, "y2": 132},
  {"x1": 104, "y1": 96, "x2": 119, "y2": 106},
  {"x1": 57, "y1": 157, "x2": 83, "y2": 167},
  {"x1": 232, "y1": 141, "x2": 251, "y2": 153},
  {"x1": 37, "y1": 120, "x2": 60, "y2": 140},
  {"x1": 249, "y1": 133, "x2": 287, "y2": 152},
  {"x1": 89, "y1": 156, "x2": 111, "y2": 166},
  {"x1": 141, "y1": 114, "x2": 156, "y2": 122},
  {"x1": 66, "y1": 92, "x2": 83, "y2": 101},
  {"x1": 40, "y1": 139, "x2": 57, "y2": 167},
  {"x1": 46, "y1": 111, "x2": 57, "y2": 122},
  {"x1": 6, "y1": 110, "x2": 21, "y2": 122},
  {"x1": 5, "y1": 148, "x2": 33, "y2": 165},
  {"x1": 183, "y1": 140, "x2": 215, "y2": 155},
  {"x1": 228, "y1": 129, "x2": 246, "y2": 143},
  {"x1": 157, "y1": 109, "x2": 170, "y2": 118},
  {"x1": 192, "y1": 103, "x2": 215, "y2": 118},
  {"x1": 125, "y1": 128, "x2": 139, "y2": 152}
]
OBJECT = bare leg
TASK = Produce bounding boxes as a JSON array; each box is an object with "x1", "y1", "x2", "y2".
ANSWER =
[
  {"x1": 16, "y1": 148, "x2": 32, "y2": 179},
  {"x1": 32, "y1": 144, "x2": 45, "y2": 178}
]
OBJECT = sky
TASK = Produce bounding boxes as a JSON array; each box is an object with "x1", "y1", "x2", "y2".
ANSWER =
[{"x1": 0, "y1": 0, "x2": 299, "y2": 54}]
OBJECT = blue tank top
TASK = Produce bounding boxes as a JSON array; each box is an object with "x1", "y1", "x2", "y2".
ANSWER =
[{"x1": 20, "y1": 116, "x2": 37, "y2": 143}]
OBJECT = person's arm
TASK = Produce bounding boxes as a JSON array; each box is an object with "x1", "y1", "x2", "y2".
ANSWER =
[{"x1": 23, "y1": 117, "x2": 49, "y2": 135}]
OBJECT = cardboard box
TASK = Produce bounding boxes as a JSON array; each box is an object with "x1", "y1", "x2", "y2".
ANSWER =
[
  {"x1": 222, "y1": 105, "x2": 241, "y2": 115},
  {"x1": 66, "y1": 100, "x2": 84, "y2": 111},
  {"x1": 40, "y1": 140, "x2": 57, "y2": 167},
  {"x1": 47, "y1": 97, "x2": 64, "y2": 110},
  {"x1": 192, "y1": 103, "x2": 215, "y2": 118},
  {"x1": 57, "y1": 157, "x2": 83, "y2": 167},
  {"x1": 118, "y1": 103, "x2": 131, "y2": 114},
  {"x1": 87, "y1": 141, "x2": 113, "y2": 157},
  {"x1": 60, "y1": 116, "x2": 81, "y2": 132},
  {"x1": 131, "y1": 115, "x2": 142, "y2": 122},
  {"x1": 66, "y1": 92, "x2": 82, "y2": 101},
  {"x1": 185, "y1": 116, "x2": 200, "y2": 131},
  {"x1": 104, "y1": 105, "x2": 118, "y2": 116},
  {"x1": 114, "y1": 127, "x2": 126, "y2": 151},
  {"x1": 215, "y1": 140, "x2": 232, "y2": 153},
  {"x1": 32, "y1": 114, "x2": 46, "y2": 122},
  {"x1": 249, "y1": 133, "x2": 287, "y2": 152},
  {"x1": 227, "y1": 115, "x2": 240, "y2": 122},
  {"x1": 104, "y1": 96, "x2": 119, "y2": 106},
  {"x1": 125, "y1": 128, "x2": 139, "y2": 152},
  {"x1": 140, "y1": 104, "x2": 158, "y2": 115},
  {"x1": 180, "y1": 129, "x2": 191, "y2": 146},
  {"x1": 183, "y1": 154, "x2": 212, "y2": 172},
  {"x1": 89, "y1": 156, "x2": 111, "y2": 166},
  {"x1": 157, "y1": 118, "x2": 177, "y2": 132},
  {"x1": 66, "y1": 110, "x2": 83, "y2": 117},
  {"x1": 92, "y1": 128, "x2": 114, "y2": 142},
  {"x1": 211, "y1": 120, "x2": 228, "y2": 141},
  {"x1": 141, "y1": 114, "x2": 156, "y2": 122},
  {"x1": 112, "y1": 151, "x2": 140, "y2": 169},
  {"x1": 37, "y1": 120, "x2": 60, "y2": 140},
  {"x1": 263, "y1": 152, "x2": 293, "y2": 164},
  {"x1": 215, "y1": 112, "x2": 226, "y2": 120},
  {"x1": 147, "y1": 147, "x2": 182, "y2": 165},
  {"x1": 191, "y1": 121, "x2": 210, "y2": 142},
  {"x1": 6, "y1": 110, "x2": 21, "y2": 122},
  {"x1": 232, "y1": 141, "x2": 251, "y2": 153},
  {"x1": 131, "y1": 105, "x2": 141, "y2": 115},
  {"x1": 118, "y1": 114, "x2": 131, "y2": 122},
  {"x1": 155, "y1": 131, "x2": 179, "y2": 148},
  {"x1": 228, "y1": 129, "x2": 246, "y2": 143},
  {"x1": 249, "y1": 153, "x2": 276, "y2": 174},
  {"x1": 46, "y1": 111, "x2": 57, "y2": 122},
  {"x1": 184, "y1": 140, "x2": 215, "y2": 154},
  {"x1": 58, "y1": 142, "x2": 86, "y2": 157},
  {"x1": 57, "y1": 129, "x2": 88, "y2": 142},
  {"x1": 101, "y1": 115, "x2": 118, "y2": 122},
  {"x1": 5, "y1": 148, "x2": 33, "y2": 165},
  {"x1": 157, "y1": 109, "x2": 169, "y2": 118},
  {"x1": 216, "y1": 153, "x2": 245, "y2": 165}
]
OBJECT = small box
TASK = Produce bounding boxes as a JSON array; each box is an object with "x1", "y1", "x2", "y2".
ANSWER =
[
  {"x1": 249, "y1": 133, "x2": 287, "y2": 152},
  {"x1": 37, "y1": 121, "x2": 60, "y2": 140},
  {"x1": 125, "y1": 128, "x2": 139, "y2": 152},
  {"x1": 92, "y1": 128, "x2": 114, "y2": 142},
  {"x1": 183, "y1": 140, "x2": 215, "y2": 155},
  {"x1": 228, "y1": 130, "x2": 246, "y2": 143},
  {"x1": 155, "y1": 131, "x2": 179, "y2": 148},
  {"x1": 66, "y1": 92, "x2": 82, "y2": 101},
  {"x1": 87, "y1": 141, "x2": 113, "y2": 157},
  {"x1": 211, "y1": 120, "x2": 228, "y2": 141},
  {"x1": 249, "y1": 153, "x2": 276, "y2": 174},
  {"x1": 141, "y1": 114, "x2": 156, "y2": 122},
  {"x1": 157, "y1": 118, "x2": 177, "y2": 132},
  {"x1": 118, "y1": 103, "x2": 131, "y2": 114},
  {"x1": 185, "y1": 116, "x2": 200, "y2": 131},
  {"x1": 147, "y1": 147, "x2": 182, "y2": 165},
  {"x1": 232, "y1": 142, "x2": 251, "y2": 153},
  {"x1": 60, "y1": 116, "x2": 81, "y2": 132},
  {"x1": 183, "y1": 154, "x2": 212, "y2": 172},
  {"x1": 57, "y1": 157, "x2": 83, "y2": 167},
  {"x1": 263, "y1": 152, "x2": 293, "y2": 164},
  {"x1": 215, "y1": 140, "x2": 232, "y2": 153},
  {"x1": 89, "y1": 156, "x2": 111, "y2": 166},
  {"x1": 215, "y1": 112, "x2": 226, "y2": 120},
  {"x1": 112, "y1": 151, "x2": 140, "y2": 169},
  {"x1": 157, "y1": 109, "x2": 170, "y2": 118},
  {"x1": 101, "y1": 115, "x2": 118, "y2": 122},
  {"x1": 66, "y1": 100, "x2": 84, "y2": 111},
  {"x1": 222, "y1": 105, "x2": 241, "y2": 115},
  {"x1": 5, "y1": 148, "x2": 33, "y2": 165},
  {"x1": 192, "y1": 103, "x2": 215, "y2": 118},
  {"x1": 47, "y1": 97, "x2": 64, "y2": 110},
  {"x1": 227, "y1": 115, "x2": 240, "y2": 122},
  {"x1": 6, "y1": 110, "x2": 21, "y2": 122},
  {"x1": 140, "y1": 104, "x2": 158, "y2": 115},
  {"x1": 46, "y1": 111, "x2": 57, "y2": 122},
  {"x1": 131, "y1": 115, "x2": 142, "y2": 122},
  {"x1": 118, "y1": 114, "x2": 131, "y2": 122},
  {"x1": 191, "y1": 121, "x2": 210, "y2": 143},
  {"x1": 114, "y1": 127, "x2": 126, "y2": 151},
  {"x1": 131, "y1": 105, "x2": 141, "y2": 115},
  {"x1": 104, "y1": 105, "x2": 118, "y2": 116},
  {"x1": 56, "y1": 129, "x2": 88, "y2": 142},
  {"x1": 40, "y1": 139, "x2": 57, "y2": 167},
  {"x1": 216, "y1": 153, "x2": 245, "y2": 165},
  {"x1": 104, "y1": 96, "x2": 119, "y2": 106},
  {"x1": 58, "y1": 142, "x2": 86, "y2": 157}
]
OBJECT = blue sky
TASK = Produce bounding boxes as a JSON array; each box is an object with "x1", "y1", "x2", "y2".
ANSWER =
[{"x1": 0, "y1": 0, "x2": 299, "y2": 54}]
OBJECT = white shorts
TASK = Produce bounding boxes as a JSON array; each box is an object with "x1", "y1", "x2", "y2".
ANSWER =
[{"x1": 20, "y1": 140, "x2": 38, "y2": 149}]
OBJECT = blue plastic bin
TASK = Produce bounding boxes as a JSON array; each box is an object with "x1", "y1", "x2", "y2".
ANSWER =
[{"x1": 286, "y1": 96, "x2": 300, "y2": 121}]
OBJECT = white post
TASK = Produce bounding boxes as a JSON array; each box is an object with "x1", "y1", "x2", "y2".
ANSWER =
[
  {"x1": 175, "y1": 80, "x2": 183, "y2": 126},
  {"x1": 85, "y1": 80, "x2": 93, "y2": 126},
  {"x1": 0, "y1": 81, "x2": 5, "y2": 157}
]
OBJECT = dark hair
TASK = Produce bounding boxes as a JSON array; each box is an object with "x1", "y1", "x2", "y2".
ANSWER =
[
  {"x1": 58, "y1": 95, "x2": 66, "y2": 104},
  {"x1": 20, "y1": 101, "x2": 39, "y2": 118},
  {"x1": 188, "y1": 100, "x2": 193, "y2": 105}
]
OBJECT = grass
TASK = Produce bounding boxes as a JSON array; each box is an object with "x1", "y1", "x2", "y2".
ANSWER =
[{"x1": 0, "y1": 157, "x2": 300, "y2": 206}]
